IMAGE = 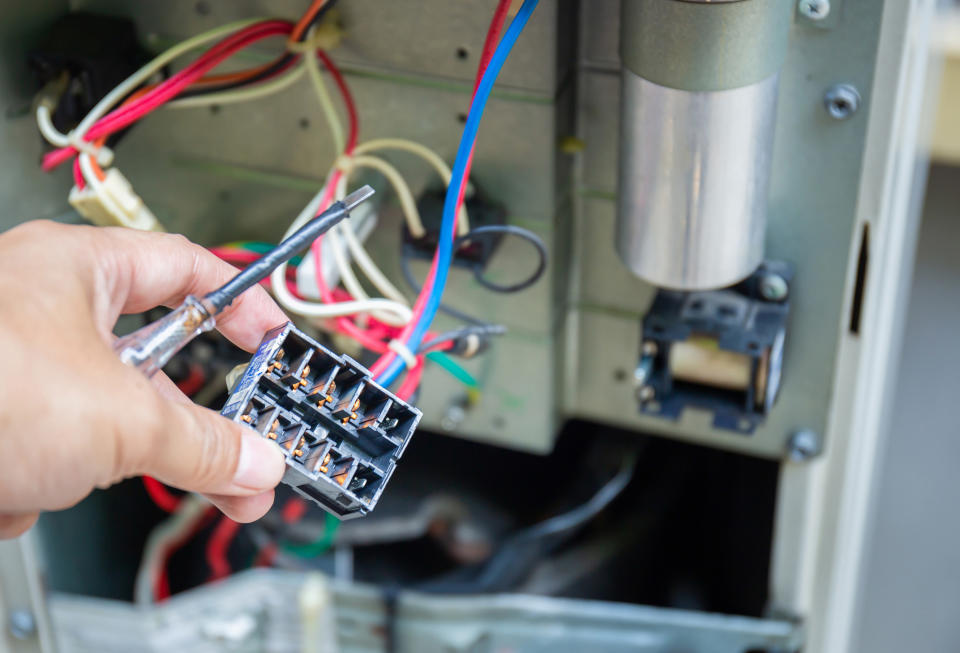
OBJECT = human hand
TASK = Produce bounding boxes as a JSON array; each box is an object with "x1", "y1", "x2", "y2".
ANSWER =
[{"x1": 0, "y1": 221, "x2": 288, "y2": 538}]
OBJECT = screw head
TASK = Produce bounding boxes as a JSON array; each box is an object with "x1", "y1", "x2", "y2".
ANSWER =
[
  {"x1": 824, "y1": 84, "x2": 861, "y2": 120},
  {"x1": 788, "y1": 430, "x2": 820, "y2": 462},
  {"x1": 8, "y1": 609, "x2": 36, "y2": 640},
  {"x1": 636, "y1": 385, "x2": 655, "y2": 403},
  {"x1": 798, "y1": 0, "x2": 830, "y2": 20},
  {"x1": 641, "y1": 341, "x2": 658, "y2": 357},
  {"x1": 760, "y1": 274, "x2": 789, "y2": 302},
  {"x1": 440, "y1": 403, "x2": 466, "y2": 432}
]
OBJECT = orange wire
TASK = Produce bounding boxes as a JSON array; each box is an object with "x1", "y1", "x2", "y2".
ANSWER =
[
  {"x1": 289, "y1": 0, "x2": 328, "y2": 44},
  {"x1": 86, "y1": 0, "x2": 328, "y2": 181}
]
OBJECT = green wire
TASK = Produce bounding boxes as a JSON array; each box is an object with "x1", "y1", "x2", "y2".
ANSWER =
[
  {"x1": 282, "y1": 512, "x2": 340, "y2": 558},
  {"x1": 221, "y1": 241, "x2": 304, "y2": 267},
  {"x1": 426, "y1": 351, "x2": 479, "y2": 388}
]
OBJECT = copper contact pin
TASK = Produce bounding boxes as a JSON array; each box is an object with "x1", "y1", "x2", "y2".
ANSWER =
[{"x1": 240, "y1": 414, "x2": 252, "y2": 423}]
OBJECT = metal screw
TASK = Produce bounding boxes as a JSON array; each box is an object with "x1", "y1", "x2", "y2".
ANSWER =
[
  {"x1": 8, "y1": 609, "x2": 36, "y2": 640},
  {"x1": 440, "y1": 401, "x2": 466, "y2": 432},
  {"x1": 760, "y1": 274, "x2": 789, "y2": 302},
  {"x1": 798, "y1": 0, "x2": 830, "y2": 20},
  {"x1": 824, "y1": 84, "x2": 861, "y2": 120},
  {"x1": 641, "y1": 341, "x2": 658, "y2": 357},
  {"x1": 787, "y1": 430, "x2": 820, "y2": 462},
  {"x1": 636, "y1": 385, "x2": 655, "y2": 403}
]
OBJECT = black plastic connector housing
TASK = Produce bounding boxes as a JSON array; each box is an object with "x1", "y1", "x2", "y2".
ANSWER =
[
  {"x1": 404, "y1": 187, "x2": 506, "y2": 267},
  {"x1": 221, "y1": 323, "x2": 421, "y2": 519},
  {"x1": 30, "y1": 13, "x2": 150, "y2": 134}
]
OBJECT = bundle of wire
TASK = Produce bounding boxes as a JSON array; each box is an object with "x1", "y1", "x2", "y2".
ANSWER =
[{"x1": 280, "y1": 0, "x2": 540, "y2": 394}]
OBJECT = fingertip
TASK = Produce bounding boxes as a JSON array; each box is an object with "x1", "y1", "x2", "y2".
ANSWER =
[
  {"x1": 207, "y1": 490, "x2": 276, "y2": 523},
  {"x1": 0, "y1": 513, "x2": 39, "y2": 539},
  {"x1": 232, "y1": 431, "x2": 286, "y2": 492}
]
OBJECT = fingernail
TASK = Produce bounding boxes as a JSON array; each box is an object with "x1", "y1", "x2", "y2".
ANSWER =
[{"x1": 232, "y1": 433, "x2": 284, "y2": 491}]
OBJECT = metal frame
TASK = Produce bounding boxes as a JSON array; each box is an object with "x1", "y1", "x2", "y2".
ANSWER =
[
  {"x1": 770, "y1": 2, "x2": 938, "y2": 652},
  {"x1": 46, "y1": 569, "x2": 803, "y2": 653}
]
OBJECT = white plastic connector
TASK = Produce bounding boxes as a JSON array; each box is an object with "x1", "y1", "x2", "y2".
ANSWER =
[
  {"x1": 296, "y1": 201, "x2": 378, "y2": 299},
  {"x1": 69, "y1": 168, "x2": 164, "y2": 232}
]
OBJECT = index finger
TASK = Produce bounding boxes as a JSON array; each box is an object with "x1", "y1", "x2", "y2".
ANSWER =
[{"x1": 92, "y1": 226, "x2": 289, "y2": 352}]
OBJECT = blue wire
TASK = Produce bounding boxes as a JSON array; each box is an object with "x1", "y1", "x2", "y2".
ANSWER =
[{"x1": 376, "y1": 0, "x2": 540, "y2": 387}]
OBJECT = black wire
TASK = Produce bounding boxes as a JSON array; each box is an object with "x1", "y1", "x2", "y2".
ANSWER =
[
  {"x1": 177, "y1": 0, "x2": 339, "y2": 98},
  {"x1": 299, "y1": 0, "x2": 340, "y2": 40},
  {"x1": 399, "y1": 246, "x2": 489, "y2": 326},
  {"x1": 415, "y1": 453, "x2": 636, "y2": 594},
  {"x1": 177, "y1": 54, "x2": 298, "y2": 98},
  {"x1": 417, "y1": 324, "x2": 507, "y2": 355},
  {"x1": 454, "y1": 225, "x2": 548, "y2": 294},
  {"x1": 205, "y1": 198, "x2": 352, "y2": 312}
]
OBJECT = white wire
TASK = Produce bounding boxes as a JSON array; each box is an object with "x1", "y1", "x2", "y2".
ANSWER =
[
  {"x1": 332, "y1": 169, "x2": 409, "y2": 306},
  {"x1": 269, "y1": 188, "x2": 413, "y2": 324},
  {"x1": 165, "y1": 62, "x2": 307, "y2": 109},
  {"x1": 73, "y1": 18, "x2": 264, "y2": 141},
  {"x1": 36, "y1": 103, "x2": 71, "y2": 147},
  {"x1": 352, "y1": 138, "x2": 471, "y2": 235},
  {"x1": 78, "y1": 153, "x2": 128, "y2": 218},
  {"x1": 134, "y1": 494, "x2": 209, "y2": 605},
  {"x1": 325, "y1": 224, "x2": 407, "y2": 326},
  {"x1": 337, "y1": 153, "x2": 425, "y2": 238},
  {"x1": 304, "y1": 45, "x2": 345, "y2": 155}
]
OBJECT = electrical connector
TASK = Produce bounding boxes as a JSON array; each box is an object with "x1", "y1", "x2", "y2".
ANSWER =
[
  {"x1": 405, "y1": 186, "x2": 506, "y2": 267},
  {"x1": 68, "y1": 168, "x2": 164, "y2": 232},
  {"x1": 221, "y1": 322, "x2": 421, "y2": 519}
]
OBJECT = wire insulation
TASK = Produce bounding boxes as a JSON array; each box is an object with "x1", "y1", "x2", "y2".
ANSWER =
[{"x1": 374, "y1": 0, "x2": 540, "y2": 386}]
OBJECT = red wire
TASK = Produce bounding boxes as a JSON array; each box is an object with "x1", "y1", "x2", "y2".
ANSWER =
[
  {"x1": 142, "y1": 477, "x2": 182, "y2": 513},
  {"x1": 304, "y1": 51, "x2": 453, "y2": 391},
  {"x1": 306, "y1": 53, "x2": 394, "y2": 354},
  {"x1": 155, "y1": 506, "x2": 217, "y2": 601},
  {"x1": 368, "y1": 0, "x2": 512, "y2": 379},
  {"x1": 317, "y1": 51, "x2": 359, "y2": 152},
  {"x1": 282, "y1": 497, "x2": 308, "y2": 523},
  {"x1": 395, "y1": 355, "x2": 425, "y2": 401},
  {"x1": 206, "y1": 516, "x2": 241, "y2": 581},
  {"x1": 175, "y1": 362, "x2": 207, "y2": 396},
  {"x1": 44, "y1": 21, "x2": 294, "y2": 172}
]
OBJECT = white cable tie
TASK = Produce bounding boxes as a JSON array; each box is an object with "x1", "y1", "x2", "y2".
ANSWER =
[
  {"x1": 334, "y1": 153, "x2": 354, "y2": 172},
  {"x1": 287, "y1": 23, "x2": 343, "y2": 54},
  {"x1": 67, "y1": 131, "x2": 114, "y2": 167},
  {"x1": 388, "y1": 339, "x2": 418, "y2": 370}
]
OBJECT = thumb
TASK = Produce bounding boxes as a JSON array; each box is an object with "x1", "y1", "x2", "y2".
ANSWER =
[{"x1": 136, "y1": 400, "x2": 285, "y2": 496}]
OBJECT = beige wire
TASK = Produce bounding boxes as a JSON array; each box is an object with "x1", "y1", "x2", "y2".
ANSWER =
[
  {"x1": 336, "y1": 153, "x2": 425, "y2": 238},
  {"x1": 352, "y1": 138, "x2": 471, "y2": 235},
  {"x1": 304, "y1": 45, "x2": 345, "y2": 154},
  {"x1": 332, "y1": 167, "x2": 410, "y2": 305}
]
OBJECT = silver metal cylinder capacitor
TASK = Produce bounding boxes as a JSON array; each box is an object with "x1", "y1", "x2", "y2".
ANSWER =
[{"x1": 617, "y1": 0, "x2": 794, "y2": 290}]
